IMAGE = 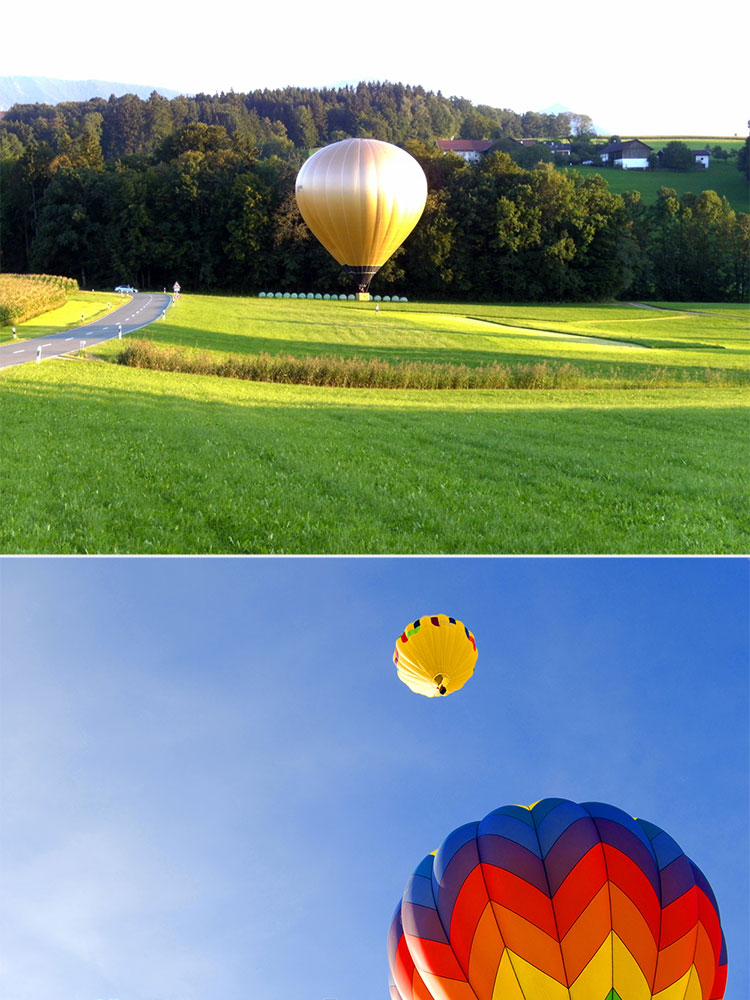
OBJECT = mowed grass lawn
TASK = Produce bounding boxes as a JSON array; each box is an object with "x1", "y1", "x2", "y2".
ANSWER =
[{"x1": 2, "y1": 296, "x2": 748, "y2": 554}]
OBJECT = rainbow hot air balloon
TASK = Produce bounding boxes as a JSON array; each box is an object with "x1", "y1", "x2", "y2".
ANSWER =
[
  {"x1": 294, "y1": 138, "x2": 427, "y2": 295},
  {"x1": 393, "y1": 615, "x2": 477, "y2": 698},
  {"x1": 388, "y1": 797, "x2": 727, "y2": 1000}
]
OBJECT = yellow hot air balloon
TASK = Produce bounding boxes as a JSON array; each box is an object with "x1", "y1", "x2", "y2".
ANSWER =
[
  {"x1": 295, "y1": 138, "x2": 427, "y2": 295},
  {"x1": 393, "y1": 615, "x2": 477, "y2": 697}
]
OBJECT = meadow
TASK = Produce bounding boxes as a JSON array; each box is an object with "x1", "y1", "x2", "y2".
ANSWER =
[
  {"x1": 96, "y1": 295, "x2": 749, "y2": 383},
  {"x1": 636, "y1": 138, "x2": 745, "y2": 150},
  {"x1": 558, "y1": 160, "x2": 748, "y2": 212},
  {"x1": 1, "y1": 295, "x2": 747, "y2": 555}
]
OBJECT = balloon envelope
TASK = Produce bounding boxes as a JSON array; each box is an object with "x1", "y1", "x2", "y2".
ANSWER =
[
  {"x1": 295, "y1": 138, "x2": 427, "y2": 291},
  {"x1": 388, "y1": 797, "x2": 727, "y2": 1000},
  {"x1": 394, "y1": 614, "x2": 477, "y2": 697}
]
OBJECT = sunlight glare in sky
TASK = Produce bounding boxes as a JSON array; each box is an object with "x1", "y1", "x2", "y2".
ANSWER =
[{"x1": 3, "y1": 0, "x2": 748, "y2": 135}]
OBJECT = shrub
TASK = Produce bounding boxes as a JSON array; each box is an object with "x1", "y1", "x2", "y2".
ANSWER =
[
  {"x1": 117, "y1": 339, "x2": 745, "y2": 390},
  {"x1": 658, "y1": 141, "x2": 696, "y2": 172}
]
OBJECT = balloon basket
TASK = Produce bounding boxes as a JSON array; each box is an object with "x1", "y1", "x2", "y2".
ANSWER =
[{"x1": 356, "y1": 292, "x2": 371, "y2": 301}]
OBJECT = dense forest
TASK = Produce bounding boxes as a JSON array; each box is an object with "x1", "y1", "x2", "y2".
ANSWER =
[{"x1": 1, "y1": 84, "x2": 747, "y2": 301}]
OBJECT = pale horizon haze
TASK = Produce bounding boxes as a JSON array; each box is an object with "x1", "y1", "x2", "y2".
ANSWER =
[{"x1": 2, "y1": 0, "x2": 748, "y2": 136}]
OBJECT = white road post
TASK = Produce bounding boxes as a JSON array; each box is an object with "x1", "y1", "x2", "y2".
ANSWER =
[
  {"x1": 118, "y1": 324, "x2": 123, "y2": 339},
  {"x1": 36, "y1": 346, "x2": 42, "y2": 364}
]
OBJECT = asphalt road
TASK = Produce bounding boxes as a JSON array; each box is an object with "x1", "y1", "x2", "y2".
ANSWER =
[{"x1": 0, "y1": 292, "x2": 173, "y2": 370}]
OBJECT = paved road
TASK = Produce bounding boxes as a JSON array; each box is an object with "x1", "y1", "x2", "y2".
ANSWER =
[{"x1": 0, "y1": 292, "x2": 172, "y2": 370}]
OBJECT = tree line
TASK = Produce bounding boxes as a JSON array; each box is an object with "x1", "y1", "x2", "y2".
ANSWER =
[
  {"x1": 1, "y1": 87, "x2": 747, "y2": 302},
  {"x1": 0, "y1": 83, "x2": 592, "y2": 164}
]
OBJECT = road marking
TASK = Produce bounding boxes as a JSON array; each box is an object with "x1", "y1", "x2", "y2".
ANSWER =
[{"x1": 0, "y1": 295, "x2": 168, "y2": 369}]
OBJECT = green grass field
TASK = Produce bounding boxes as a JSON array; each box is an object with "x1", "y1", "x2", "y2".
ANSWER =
[
  {"x1": 1, "y1": 295, "x2": 748, "y2": 555},
  {"x1": 95, "y1": 295, "x2": 750, "y2": 383},
  {"x1": 633, "y1": 138, "x2": 746, "y2": 152},
  {"x1": 559, "y1": 161, "x2": 748, "y2": 212}
]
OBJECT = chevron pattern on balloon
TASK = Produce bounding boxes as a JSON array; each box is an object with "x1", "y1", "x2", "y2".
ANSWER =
[{"x1": 388, "y1": 798, "x2": 727, "y2": 1000}]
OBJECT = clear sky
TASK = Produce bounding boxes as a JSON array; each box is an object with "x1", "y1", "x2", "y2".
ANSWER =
[
  {"x1": 2, "y1": 0, "x2": 748, "y2": 136},
  {"x1": 1, "y1": 556, "x2": 747, "y2": 1000}
]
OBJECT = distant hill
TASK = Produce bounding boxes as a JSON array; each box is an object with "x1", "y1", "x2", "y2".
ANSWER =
[
  {"x1": 0, "y1": 76, "x2": 181, "y2": 109},
  {"x1": 539, "y1": 103, "x2": 611, "y2": 135}
]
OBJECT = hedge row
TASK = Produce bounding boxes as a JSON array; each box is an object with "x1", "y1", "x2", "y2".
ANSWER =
[
  {"x1": 116, "y1": 339, "x2": 740, "y2": 390},
  {"x1": 0, "y1": 273, "x2": 79, "y2": 326}
]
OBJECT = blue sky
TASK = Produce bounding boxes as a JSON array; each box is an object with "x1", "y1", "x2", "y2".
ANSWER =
[
  {"x1": 2, "y1": 0, "x2": 748, "y2": 136},
  {"x1": 1, "y1": 556, "x2": 747, "y2": 1000}
]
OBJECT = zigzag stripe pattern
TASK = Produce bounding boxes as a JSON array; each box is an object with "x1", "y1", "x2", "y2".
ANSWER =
[{"x1": 388, "y1": 798, "x2": 727, "y2": 1000}]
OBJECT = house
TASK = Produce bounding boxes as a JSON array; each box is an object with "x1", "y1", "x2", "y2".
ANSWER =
[
  {"x1": 515, "y1": 139, "x2": 571, "y2": 157},
  {"x1": 436, "y1": 136, "x2": 572, "y2": 164},
  {"x1": 598, "y1": 139, "x2": 653, "y2": 170},
  {"x1": 692, "y1": 149, "x2": 711, "y2": 168},
  {"x1": 435, "y1": 139, "x2": 496, "y2": 162}
]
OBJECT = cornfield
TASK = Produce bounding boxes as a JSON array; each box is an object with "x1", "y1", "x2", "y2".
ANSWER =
[{"x1": 0, "y1": 273, "x2": 79, "y2": 326}]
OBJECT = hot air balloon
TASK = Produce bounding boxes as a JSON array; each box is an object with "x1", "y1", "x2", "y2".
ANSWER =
[
  {"x1": 294, "y1": 138, "x2": 427, "y2": 297},
  {"x1": 394, "y1": 615, "x2": 477, "y2": 698},
  {"x1": 388, "y1": 797, "x2": 727, "y2": 1000}
]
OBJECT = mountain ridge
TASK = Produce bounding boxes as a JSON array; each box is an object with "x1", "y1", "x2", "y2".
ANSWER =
[{"x1": 0, "y1": 76, "x2": 181, "y2": 108}]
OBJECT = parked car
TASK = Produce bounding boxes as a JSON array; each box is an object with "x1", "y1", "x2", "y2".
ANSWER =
[{"x1": 114, "y1": 285, "x2": 138, "y2": 294}]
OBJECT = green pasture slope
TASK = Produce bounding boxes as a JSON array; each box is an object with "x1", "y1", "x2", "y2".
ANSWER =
[
  {"x1": 1, "y1": 295, "x2": 748, "y2": 555},
  {"x1": 559, "y1": 161, "x2": 748, "y2": 212},
  {"x1": 634, "y1": 137, "x2": 746, "y2": 153}
]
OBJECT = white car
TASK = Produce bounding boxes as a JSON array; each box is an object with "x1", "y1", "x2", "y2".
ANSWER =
[{"x1": 114, "y1": 285, "x2": 138, "y2": 294}]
